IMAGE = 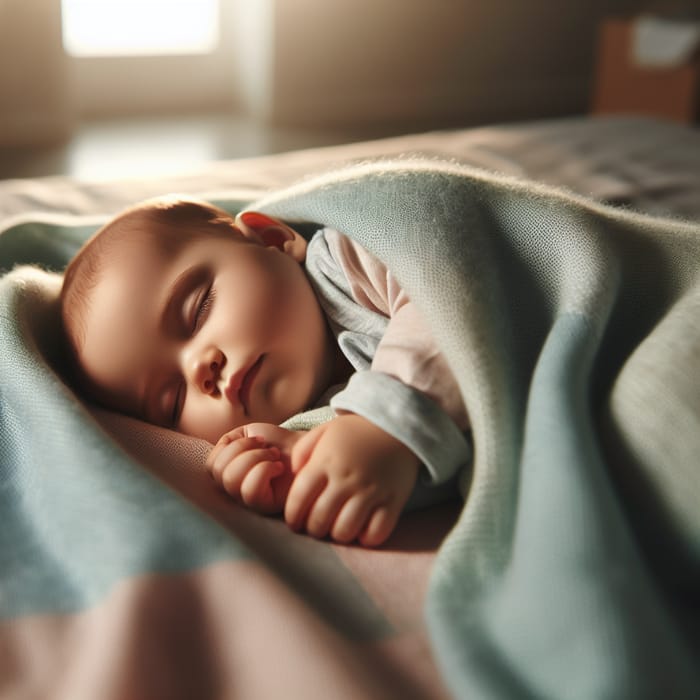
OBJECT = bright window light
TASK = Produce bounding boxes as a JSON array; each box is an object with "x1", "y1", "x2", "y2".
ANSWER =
[{"x1": 61, "y1": 0, "x2": 220, "y2": 57}]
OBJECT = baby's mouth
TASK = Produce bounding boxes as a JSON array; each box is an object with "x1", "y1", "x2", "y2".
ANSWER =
[
  {"x1": 239, "y1": 355, "x2": 264, "y2": 415},
  {"x1": 225, "y1": 355, "x2": 264, "y2": 415}
]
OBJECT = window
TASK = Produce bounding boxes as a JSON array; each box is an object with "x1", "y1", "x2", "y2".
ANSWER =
[
  {"x1": 60, "y1": 0, "x2": 238, "y2": 116},
  {"x1": 61, "y1": 0, "x2": 219, "y2": 57}
]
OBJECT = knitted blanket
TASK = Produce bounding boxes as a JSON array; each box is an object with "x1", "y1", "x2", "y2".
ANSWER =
[{"x1": 1, "y1": 159, "x2": 699, "y2": 698}]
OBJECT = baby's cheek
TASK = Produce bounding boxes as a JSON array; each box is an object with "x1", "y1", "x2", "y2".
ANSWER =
[{"x1": 181, "y1": 399, "x2": 239, "y2": 444}]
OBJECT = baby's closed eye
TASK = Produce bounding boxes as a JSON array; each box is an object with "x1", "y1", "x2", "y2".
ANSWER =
[{"x1": 191, "y1": 284, "x2": 216, "y2": 332}]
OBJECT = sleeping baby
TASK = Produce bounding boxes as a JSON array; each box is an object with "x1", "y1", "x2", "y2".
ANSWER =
[{"x1": 59, "y1": 197, "x2": 471, "y2": 546}]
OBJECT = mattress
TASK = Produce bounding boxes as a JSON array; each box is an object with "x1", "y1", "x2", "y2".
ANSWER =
[{"x1": 1, "y1": 115, "x2": 698, "y2": 700}]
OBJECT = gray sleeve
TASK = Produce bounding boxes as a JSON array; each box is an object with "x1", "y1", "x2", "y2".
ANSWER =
[{"x1": 330, "y1": 370, "x2": 472, "y2": 488}]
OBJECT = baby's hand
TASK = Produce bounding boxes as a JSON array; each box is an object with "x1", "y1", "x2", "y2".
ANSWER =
[
  {"x1": 206, "y1": 423, "x2": 302, "y2": 514},
  {"x1": 285, "y1": 414, "x2": 419, "y2": 547}
]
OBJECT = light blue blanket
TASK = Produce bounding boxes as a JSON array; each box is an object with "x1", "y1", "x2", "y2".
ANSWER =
[{"x1": 2, "y1": 159, "x2": 699, "y2": 698}]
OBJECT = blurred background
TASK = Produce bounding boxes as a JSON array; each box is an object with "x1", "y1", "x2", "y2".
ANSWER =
[{"x1": 0, "y1": 0, "x2": 679, "y2": 180}]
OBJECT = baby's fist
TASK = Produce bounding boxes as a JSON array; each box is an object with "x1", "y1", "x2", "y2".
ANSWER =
[{"x1": 206, "y1": 423, "x2": 302, "y2": 514}]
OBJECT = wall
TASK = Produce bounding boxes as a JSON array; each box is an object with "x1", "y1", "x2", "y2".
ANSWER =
[
  {"x1": 250, "y1": 0, "x2": 645, "y2": 128},
  {"x1": 0, "y1": 0, "x2": 648, "y2": 147},
  {"x1": 229, "y1": 0, "x2": 274, "y2": 119},
  {"x1": 0, "y1": 0, "x2": 241, "y2": 146},
  {"x1": 0, "y1": 0, "x2": 73, "y2": 146}
]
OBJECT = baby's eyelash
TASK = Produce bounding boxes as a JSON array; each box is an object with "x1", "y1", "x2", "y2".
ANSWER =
[{"x1": 193, "y1": 285, "x2": 216, "y2": 332}]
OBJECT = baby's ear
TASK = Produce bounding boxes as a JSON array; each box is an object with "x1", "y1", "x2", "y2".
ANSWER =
[{"x1": 235, "y1": 211, "x2": 307, "y2": 262}]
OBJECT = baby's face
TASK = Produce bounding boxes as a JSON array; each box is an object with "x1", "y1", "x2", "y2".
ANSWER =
[{"x1": 77, "y1": 213, "x2": 335, "y2": 443}]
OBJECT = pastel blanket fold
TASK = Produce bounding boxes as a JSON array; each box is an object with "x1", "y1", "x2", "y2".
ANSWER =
[{"x1": 2, "y1": 158, "x2": 699, "y2": 699}]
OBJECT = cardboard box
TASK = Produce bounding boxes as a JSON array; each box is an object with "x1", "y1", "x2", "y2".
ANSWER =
[{"x1": 592, "y1": 18, "x2": 700, "y2": 123}]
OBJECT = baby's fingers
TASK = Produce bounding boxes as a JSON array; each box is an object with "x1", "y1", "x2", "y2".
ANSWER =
[
  {"x1": 284, "y1": 468, "x2": 327, "y2": 532},
  {"x1": 207, "y1": 433, "x2": 261, "y2": 472},
  {"x1": 240, "y1": 460, "x2": 285, "y2": 513},
  {"x1": 207, "y1": 435, "x2": 258, "y2": 485},
  {"x1": 209, "y1": 439, "x2": 276, "y2": 492},
  {"x1": 304, "y1": 487, "x2": 351, "y2": 540},
  {"x1": 330, "y1": 496, "x2": 376, "y2": 544},
  {"x1": 358, "y1": 504, "x2": 400, "y2": 548}
]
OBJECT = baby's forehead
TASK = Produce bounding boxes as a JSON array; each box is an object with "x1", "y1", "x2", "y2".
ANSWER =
[
  {"x1": 98, "y1": 222, "x2": 195, "y2": 266},
  {"x1": 125, "y1": 215, "x2": 240, "y2": 251},
  {"x1": 93, "y1": 223, "x2": 246, "y2": 292},
  {"x1": 83, "y1": 209, "x2": 248, "y2": 303}
]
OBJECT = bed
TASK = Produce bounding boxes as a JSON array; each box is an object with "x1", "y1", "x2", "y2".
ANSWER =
[{"x1": 1, "y1": 115, "x2": 699, "y2": 699}]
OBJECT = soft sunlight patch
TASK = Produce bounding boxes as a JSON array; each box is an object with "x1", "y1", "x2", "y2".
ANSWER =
[{"x1": 61, "y1": 0, "x2": 219, "y2": 57}]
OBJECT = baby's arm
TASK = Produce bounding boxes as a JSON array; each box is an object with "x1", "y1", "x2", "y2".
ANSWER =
[
  {"x1": 206, "y1": 423, "x2": 301, "y2": 514},
  {"x1": 285, "y1": 413, "x2": 419, "y2": 547}
]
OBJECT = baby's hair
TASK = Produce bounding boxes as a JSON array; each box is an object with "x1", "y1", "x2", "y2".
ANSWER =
[{"x1": 59, "y1": 197, "x2": 238, "y2": 390}]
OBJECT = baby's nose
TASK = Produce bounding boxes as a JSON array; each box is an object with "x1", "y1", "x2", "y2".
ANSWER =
[
  {"x1": 200, "y1": 362, "x2": 218, "y2": 394},
  {"x1": 192, "y1": 348, "x2": 224, "y2": 394}
]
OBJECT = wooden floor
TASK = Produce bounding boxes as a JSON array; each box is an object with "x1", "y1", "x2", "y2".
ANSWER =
[{"x1": 0, "y1": 111, "x2": 409, "y2": 181}]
